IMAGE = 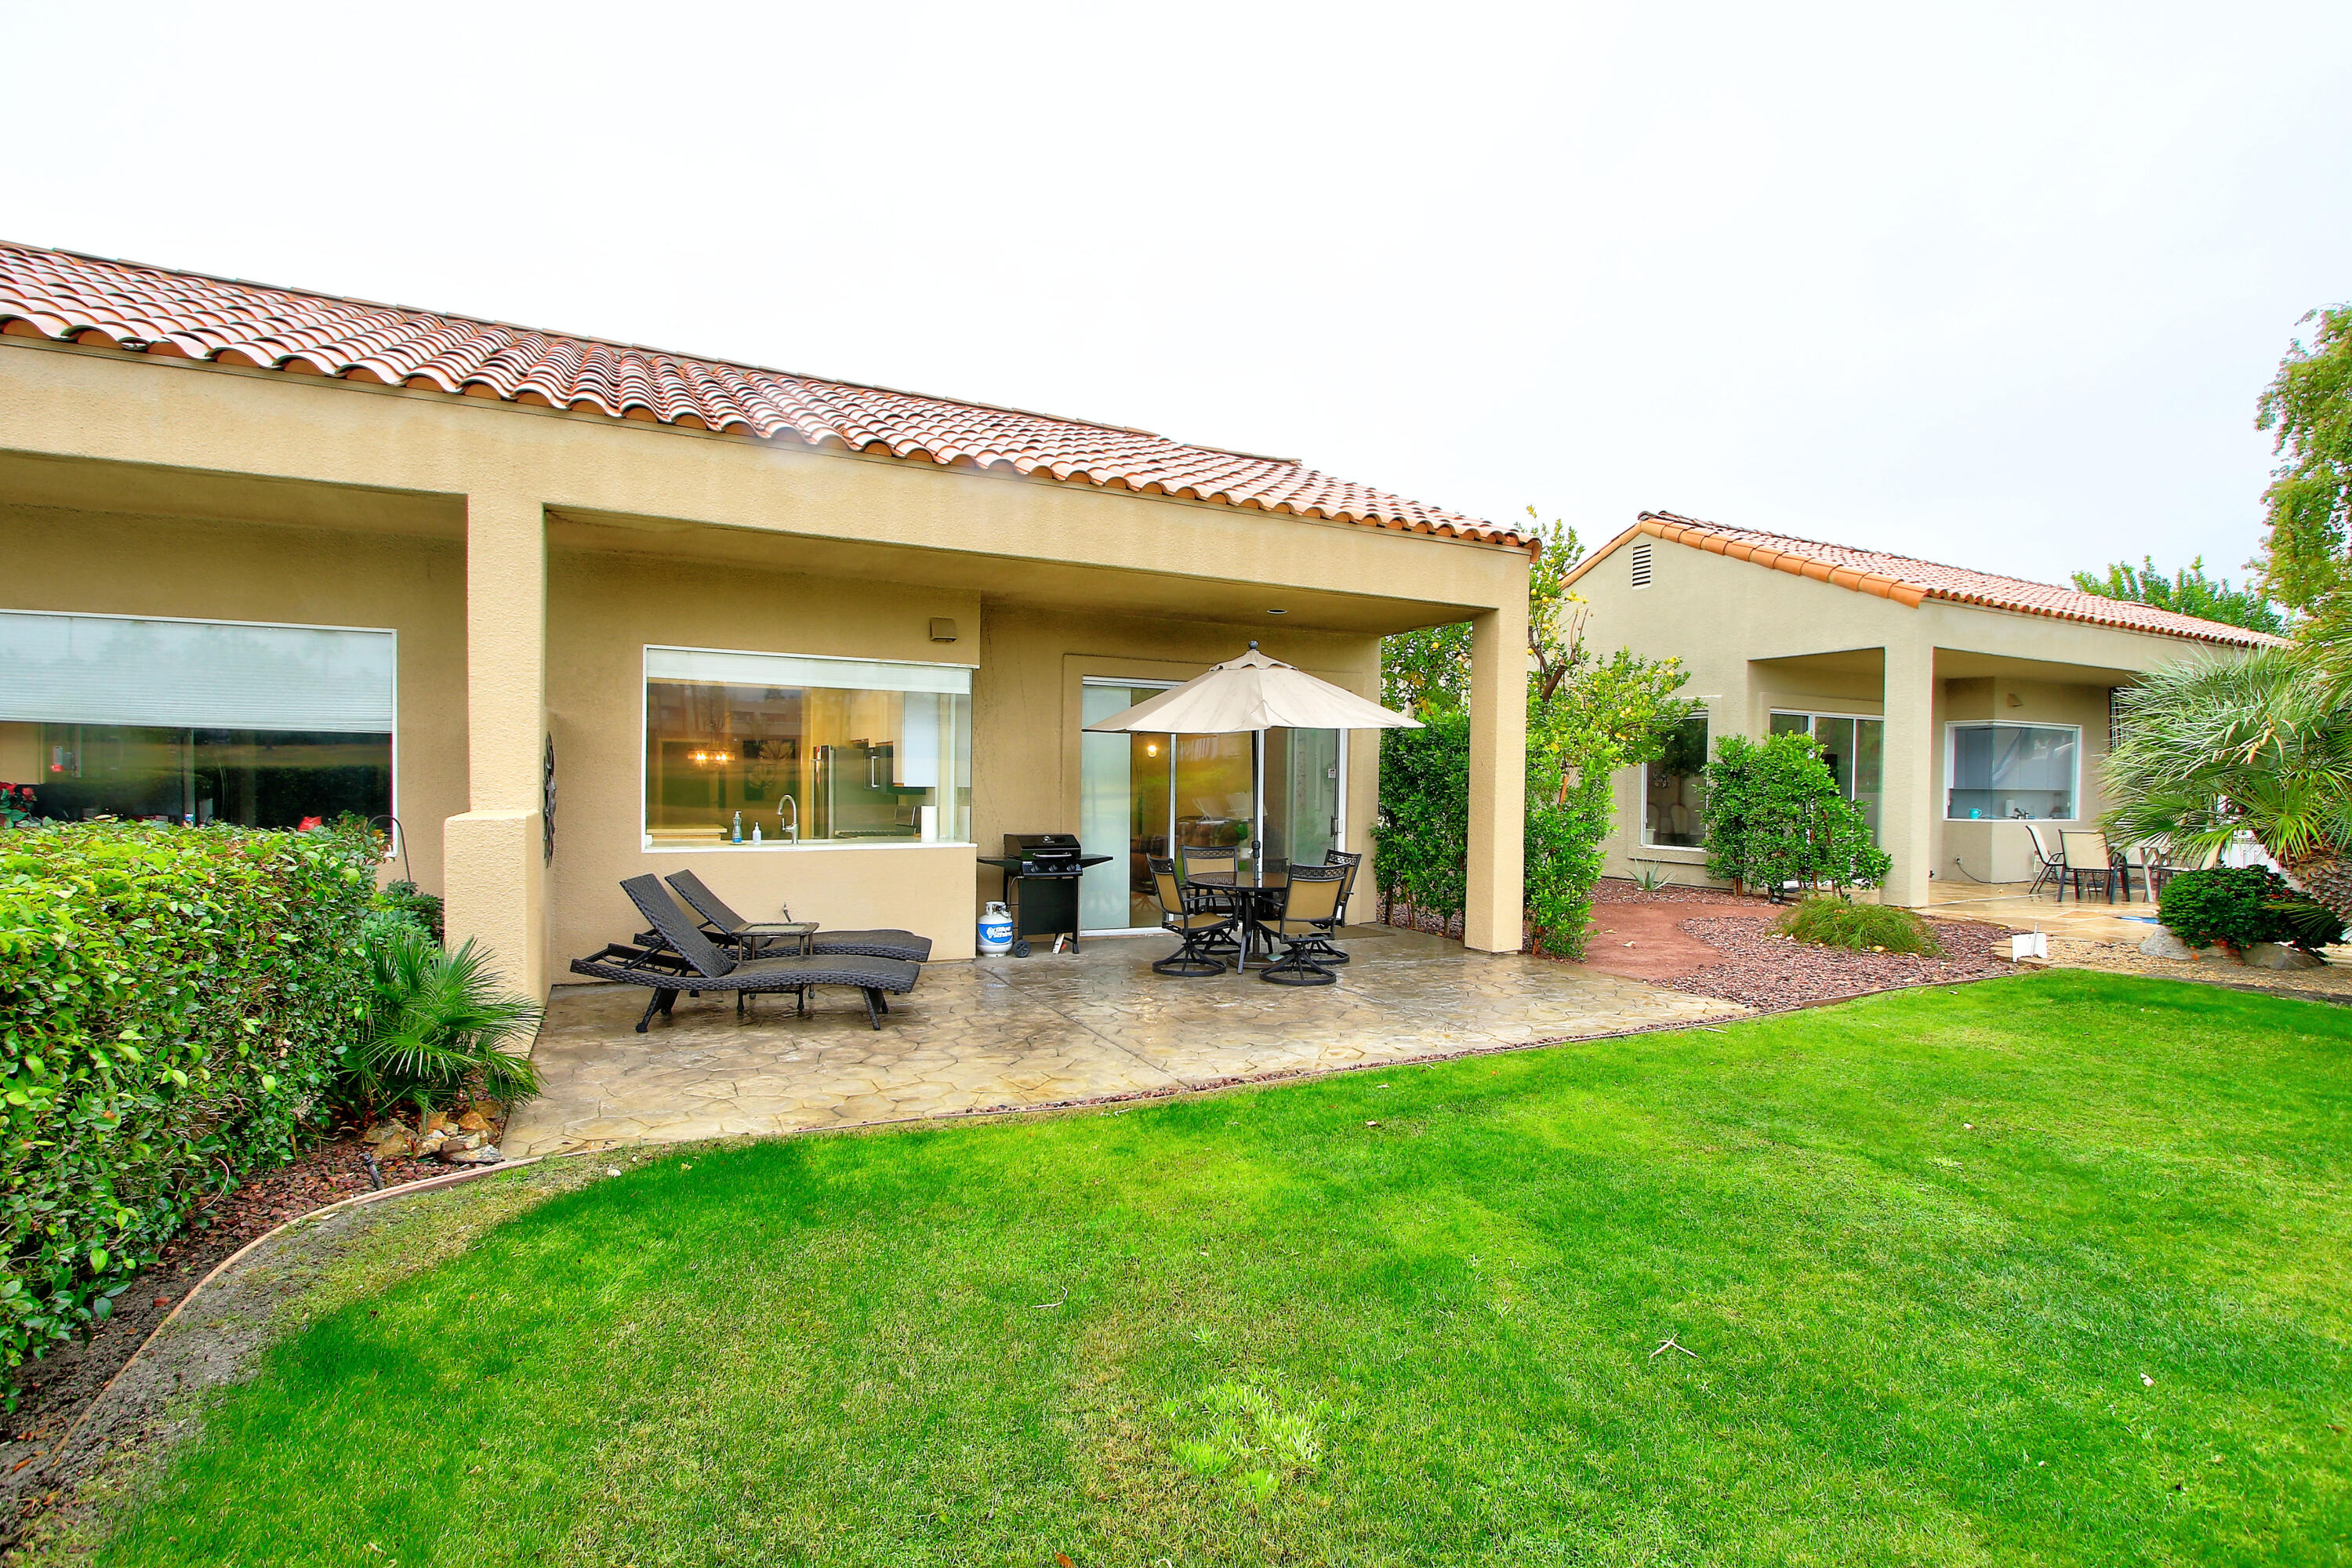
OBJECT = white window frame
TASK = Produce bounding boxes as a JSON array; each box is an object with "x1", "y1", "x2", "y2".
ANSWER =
[
  {"x1": 640, "y1": 643, "x2": 978, "y2": 852},
  {"x1": 1941, "y1": 720, "x2": 2082, "y2": 823},
  {"x1": 1767, "y1": 709, "x2": 1884, "y2": 800},
  {"x1": 0, "y1": 606, "x2": 400, "y2": 835}
]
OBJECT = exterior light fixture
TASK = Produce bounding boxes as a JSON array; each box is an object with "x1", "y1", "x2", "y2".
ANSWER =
[{"x1": 1145, "y1": 742, "x2": 1160, "y2": 757}]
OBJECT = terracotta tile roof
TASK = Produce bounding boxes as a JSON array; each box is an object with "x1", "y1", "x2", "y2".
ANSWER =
[
  {"x1": 0, "y1": 241, "x2": 1527, "y2": 550},
  {"x1": 1594, "y1": 511, "x2": 2281, "y2": 648}
]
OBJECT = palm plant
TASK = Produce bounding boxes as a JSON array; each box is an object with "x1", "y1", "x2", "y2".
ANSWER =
[
  {"x1": 347, "y1": 921, "x2": 543, "y2": 1123},
  {"x1": 2104, "y1": 644, "x2": 2352, "y2": 922}
]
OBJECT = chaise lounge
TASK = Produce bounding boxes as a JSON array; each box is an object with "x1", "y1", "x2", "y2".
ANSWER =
[
  {"x1": 572, "y1": 874, "x2": 922, "y2": 1032},
  {"x1": 657, "y1": 869, "x2": 933, "y2": 962}
]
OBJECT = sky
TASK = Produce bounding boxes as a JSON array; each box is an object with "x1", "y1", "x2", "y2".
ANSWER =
[{"x1": 5, "y1": 0, "x2": 2347, "y2": 588}]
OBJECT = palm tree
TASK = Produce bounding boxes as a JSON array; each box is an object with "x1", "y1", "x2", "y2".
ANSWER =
[{"x1": 2104, "y1": 644, "x2": 2352, "y2": 922}]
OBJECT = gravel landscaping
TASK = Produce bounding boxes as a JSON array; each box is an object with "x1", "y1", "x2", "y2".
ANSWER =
[{"x1": 1664, "y1": 913, "x2": 2019, "y2": 1010}]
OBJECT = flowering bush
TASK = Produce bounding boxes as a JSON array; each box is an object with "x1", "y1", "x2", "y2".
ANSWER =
[{"x1": 0, "y1": 820, "x2": 379, "y2": 1399}]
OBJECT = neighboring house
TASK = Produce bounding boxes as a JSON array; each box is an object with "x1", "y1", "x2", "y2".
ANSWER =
[
  {"x1": 0, "y1": 243, "x2": 1535, "y2": 998},
  {"x1": 1568, "y1": 512, "x2": 2280, "y2": 906}
]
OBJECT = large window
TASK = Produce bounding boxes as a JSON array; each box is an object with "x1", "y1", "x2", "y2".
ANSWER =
[
  {"x1": 1946, "y1": 722, "x2": 2078, "y2": 821},
  {"x1": 1642, "y1": 713, "x2": 1709, "y2": 847},
  {"x1": 643, "y1": 648, "x2": 971, "y2": 847},
  {"x1": 0, "y1": 611, "x2": 394, "y2": 828},
  {"x1": 1769, "y1": 710, "x2": 1885, "y2": 836}
]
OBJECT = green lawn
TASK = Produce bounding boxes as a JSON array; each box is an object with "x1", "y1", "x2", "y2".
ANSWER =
[{"x1": 89, "y1": 972, "x2": 2352, "y2": 1566}]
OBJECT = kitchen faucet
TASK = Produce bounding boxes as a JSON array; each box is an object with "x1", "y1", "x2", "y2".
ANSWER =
[{"x1": 777, "y1": 794, "x2": 799, "y2": 844}]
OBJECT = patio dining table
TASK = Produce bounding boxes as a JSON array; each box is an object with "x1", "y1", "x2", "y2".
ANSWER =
[{"x1": 1185, "y1": 862, "x2": 1290, "y2": 971}]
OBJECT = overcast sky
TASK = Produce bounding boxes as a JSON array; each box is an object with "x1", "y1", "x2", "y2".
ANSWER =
[{"x1": 6, "y1": 0, "x2": 2347, "y2": 588}]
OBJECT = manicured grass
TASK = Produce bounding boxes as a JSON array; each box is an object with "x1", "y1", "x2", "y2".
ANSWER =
[{"x1": 91, "y1": 973, "x2": 2352, "y2": 1566}]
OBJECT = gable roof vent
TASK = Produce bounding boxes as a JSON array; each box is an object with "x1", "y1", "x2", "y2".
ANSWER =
[{"x1": 1630, "y1": 540, "x2": 1653, "y2": 588}]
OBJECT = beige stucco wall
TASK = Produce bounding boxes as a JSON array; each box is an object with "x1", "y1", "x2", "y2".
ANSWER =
[
  {"x1": 545, "y1": 546, "x2": 984, "y2": 975},
  {"x1": 0, "y1": 502, "x2": 467, "y2": 883},
  {"x1": 532, "y1": 557, "x2": 1385, "y2": 979},
  {"x1": 1, "y1": 339, "x2": 1532, "y2": 989},
  {"x1": 1575, "y1": 530, "x2": 2226, "y2": 904}
]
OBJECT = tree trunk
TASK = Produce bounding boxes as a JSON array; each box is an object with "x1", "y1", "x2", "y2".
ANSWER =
[{"x1": 2278, "y1": 848, "x2": 2352, "y2": 926}]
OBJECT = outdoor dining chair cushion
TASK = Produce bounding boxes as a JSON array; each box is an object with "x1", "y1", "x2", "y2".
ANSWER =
[{"x1": 663, "y1": 869, "x2": 933, "y2": 962}]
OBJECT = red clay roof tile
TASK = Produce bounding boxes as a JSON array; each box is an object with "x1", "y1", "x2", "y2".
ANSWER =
[
  {"x1": 0, "y1": 241, "x2": 1526, "y2": 551},
  {"x1": 1613, "y1": 511, "x2": 2280, "y2": 648}
]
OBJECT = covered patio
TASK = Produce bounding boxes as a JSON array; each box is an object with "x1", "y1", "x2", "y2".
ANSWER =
[{"x1": 502, "y1": 927, "x2": 1744, "y2": 1153}]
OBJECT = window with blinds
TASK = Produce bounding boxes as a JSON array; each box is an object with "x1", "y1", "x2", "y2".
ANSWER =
[{"x1": 0, "y1": 611, "x2": 397, "y2": 829}]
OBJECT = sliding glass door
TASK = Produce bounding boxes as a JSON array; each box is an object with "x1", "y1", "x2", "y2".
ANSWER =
[{"x1": 1077, "y1": 680, "x2": 1345, "y2": 933}]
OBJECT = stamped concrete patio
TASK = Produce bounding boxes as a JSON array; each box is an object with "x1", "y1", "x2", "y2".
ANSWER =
[{"x1": 503, "y1": 926, "x2": 1746, "y2": 1154}]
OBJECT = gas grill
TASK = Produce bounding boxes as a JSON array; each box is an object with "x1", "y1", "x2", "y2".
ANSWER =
[{"x1": 976, "y1": 833, "x2": 1111, "y2": 956}]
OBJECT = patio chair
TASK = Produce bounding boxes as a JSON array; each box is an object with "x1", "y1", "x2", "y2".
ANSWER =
[
  {"x1": 1177, "y1": 844, "x2": 1245, "y2": 953},
  {"x1": 572, "y1": 875, "x2": 921, "y2": 1033},
  {"x1": 1252, "y1": 864, "x2": 1350, "y2": 987},
  {"x1": 2020, "y1": 822, "x2": 2063, "y2": 899},
  {"x1": 2148, "y1": 840, "x2": 2222, "y2": 898},
  {"x1": 1307, "y1": 849, "x2": 1363, "y2": 965},
  {"x1": 2059, "y1": 830, "x2": 2126, "y2": 904},
  {"x1": 1146, "y1": 857, "x2": 1236, "y2": 977},
  {"x1": 661, "y1": 869, "x2": 934, "y2": 963}
]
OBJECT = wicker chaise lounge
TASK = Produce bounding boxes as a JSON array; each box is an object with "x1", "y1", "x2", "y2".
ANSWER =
[
  {"x1": 572, "y1": 874, "x2": 921, "y2": 1033},
  {"x1": 658, "y1": 869, "x2": 935, "y2": 963}
]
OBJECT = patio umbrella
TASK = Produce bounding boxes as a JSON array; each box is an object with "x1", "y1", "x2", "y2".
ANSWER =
[
  {"x1": 1080, "y1": 644, "x2": 1421, "y2": 735},
  {"x1": 1083, "y1": 644, "x2": 1419, "y2": 887}
]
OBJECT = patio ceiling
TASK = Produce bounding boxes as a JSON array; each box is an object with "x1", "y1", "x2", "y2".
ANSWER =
[{"x1": 547, "y1": 507, "x2": 1494, "y2": 636}]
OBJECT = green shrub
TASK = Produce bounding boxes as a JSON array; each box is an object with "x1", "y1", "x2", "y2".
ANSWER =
[
  {"x1": 1775, "y1": 895, "x2": 1944, "y2": 957},
  {"x1": 0, "y1": 820, "x2": 380, "y2": 1396},
  {"x1": 1524, "y1": 771, "x2": 1613, "y2": 960},
  {"x1": 345, "y1": 924, "x2": 542, "y2": 1123},
  {"x1": 1374, "y1": 710, "x2": 1470, "y2": 924},
  {"x1": 376, "y1": 879, "x2": 445, "y2": 945},
  {"x1": 2158, "y1": 865, "x2": 2347, "y2": 952},
  {"x1": 1703, "y1": 733, "x2": 1893, "y2": 896}
]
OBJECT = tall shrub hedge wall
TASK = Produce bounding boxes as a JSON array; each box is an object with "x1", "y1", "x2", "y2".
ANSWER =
[
  {"x1": 0, "y1": 821, "x2": 379, "y2": 1393},
  {"x1": 1373, "y1": 711, "x2": 1472, "y2": 924}
]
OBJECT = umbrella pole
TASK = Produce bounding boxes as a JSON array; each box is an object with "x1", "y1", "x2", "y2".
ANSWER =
[{"x1": 1254, "y1": 731, "x2": 1265, "y2": 875}]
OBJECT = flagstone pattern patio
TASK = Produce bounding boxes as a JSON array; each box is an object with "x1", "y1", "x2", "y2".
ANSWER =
[{"x1": 503, "y1": 927, "x2": 1746, "y2": 1154}]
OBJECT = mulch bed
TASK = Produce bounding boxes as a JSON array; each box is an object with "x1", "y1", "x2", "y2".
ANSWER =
[{"x1": 2, "y1": 1133, "x2": 481, "y2": 1544}]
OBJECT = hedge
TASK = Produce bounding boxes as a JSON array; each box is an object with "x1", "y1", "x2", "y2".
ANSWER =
[
  {"x1": 1372, "y1": 710, "x2": 1471, "y2": 924},
  {"x1": 0, "y1": 821, "x2": 379, "y2": 1396}
]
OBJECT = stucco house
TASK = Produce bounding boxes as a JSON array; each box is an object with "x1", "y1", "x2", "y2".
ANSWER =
[
  {"x1": 1569, "y1": 511, "x2": 2280, "y2": 906},
  {"x1": 0, "y1": 242, "x2": 1534, "y2": 998}
]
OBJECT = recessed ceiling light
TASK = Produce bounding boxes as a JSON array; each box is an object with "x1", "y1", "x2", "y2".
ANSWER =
[{"x1": 1266, "y1": 608, "x2": 1288, "y2": 615}]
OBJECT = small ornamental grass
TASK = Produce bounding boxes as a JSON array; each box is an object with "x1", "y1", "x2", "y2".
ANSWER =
[{"x1": 1774, "y1": 895, "x2": 1945, "y2": 957}]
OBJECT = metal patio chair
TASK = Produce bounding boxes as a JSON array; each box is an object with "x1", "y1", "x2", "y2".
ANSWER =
[
  {"x1": 1147, "y1": 857, "x2": 1237, "y2": 977},
  {"x1": 1253, "y1": 864, "x2": 1350, "y2": 987},
  {"x1": 2059, "y1": 830, "x2": 2126, "y2": 904},
  {"x1": 2020, "y1": 822, "x2": 2063, "y2": 900}
]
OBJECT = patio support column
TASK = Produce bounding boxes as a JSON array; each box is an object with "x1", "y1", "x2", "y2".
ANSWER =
[
  {"x1": 1464, "y1": 603, "x2": 1528, "y2": 953},
  {"x1": 1878, "y1": 640, "x2": 1936, "y2": 909},
  {"x1": 443, "y1": 491, "x2": 550, "y2": 1000}
]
